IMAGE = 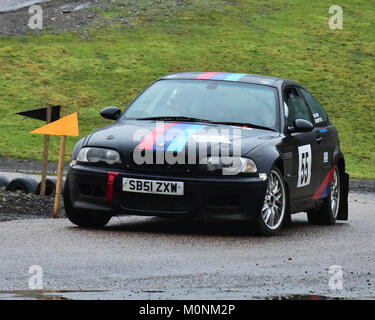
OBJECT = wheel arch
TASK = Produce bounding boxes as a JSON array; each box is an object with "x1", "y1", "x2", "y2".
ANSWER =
[
  {"x1": 332, "y1": 146, "x2": 346, "y2": 173},
  {"x1": 336, "y1": 156, "x2": 346, "y2": 175},
  {"x1": 274, "y1": 157, "x2": 285, "y2": 177},
  {"x1": 273, "y1": 157, "x2": 291, "y2": 217},
  {"x1": 247, "y1": 141, "x2": 283, "y2": 176},
  {"x1": 334, "y1": 153, "x2": 349, "y2": 221}
]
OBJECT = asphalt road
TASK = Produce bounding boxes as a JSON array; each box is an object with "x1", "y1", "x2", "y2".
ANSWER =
[{"x1": 0, "y1": 192, "x2": 374, "y2": 300}]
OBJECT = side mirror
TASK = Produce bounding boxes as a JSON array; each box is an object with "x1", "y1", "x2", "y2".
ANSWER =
[
  {"x1": 288, "y1": 119, "x2": 313, "y2": 133},
  {"x1": 100, "y1": 106, "x2": 121, "y2": 120}
]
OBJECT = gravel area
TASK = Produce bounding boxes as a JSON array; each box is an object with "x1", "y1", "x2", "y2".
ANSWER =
[{"x1": 0, "y1": 190, "x2": 65, "y2": 221}]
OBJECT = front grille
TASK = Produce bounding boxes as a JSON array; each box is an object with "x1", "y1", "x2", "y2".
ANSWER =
[
  {"x1": 205, "y1": 193, "x2": 241, "y2": 209},
  {"x1": 118, "y1": 192, "x2": 190, "y2": 212},
  {"x1": 127, "y1": 150, "x2": 199, "y2": 175}
]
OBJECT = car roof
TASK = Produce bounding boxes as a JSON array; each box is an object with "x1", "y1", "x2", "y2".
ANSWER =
[{"x1": 160, "y1": 72, "x2": 299, "y2": 87}]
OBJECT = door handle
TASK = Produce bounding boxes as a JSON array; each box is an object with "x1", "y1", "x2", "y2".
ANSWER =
[{"x1": 316, "y1": 137, "x2": 324, "y2": 144}]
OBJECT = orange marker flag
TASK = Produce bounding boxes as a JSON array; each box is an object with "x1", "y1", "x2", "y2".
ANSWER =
[{"x1": 30, "y1": 112, "x2": 79, "y2": 136}]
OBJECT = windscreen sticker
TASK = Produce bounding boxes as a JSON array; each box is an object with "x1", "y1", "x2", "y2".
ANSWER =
[
  {"x1": 196, "y1": 72, "x2": 248, "y2": 82},
  {"x1": 197, "y1": 72, "x2": 221, "y2": 79},
  {"x1": 297, "y1": 144, "x2": 312, "y2": 188},
  {"x1": 210, "y1": 72, "x2": 233, "y2": 80}
]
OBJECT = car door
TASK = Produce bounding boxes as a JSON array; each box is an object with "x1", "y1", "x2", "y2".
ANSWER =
[
  {"x1": 280, "y1": 86, "x2": 321, "y2": 202},
  {"x1": 298, "y1": 87, "x2": 336, "y2": 191}
]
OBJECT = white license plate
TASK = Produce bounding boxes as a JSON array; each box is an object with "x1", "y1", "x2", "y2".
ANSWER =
[{"x1": 122, "y1": 178, "x2": 184, "y2": 196}]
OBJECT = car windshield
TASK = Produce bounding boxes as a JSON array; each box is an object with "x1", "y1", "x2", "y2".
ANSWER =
[{"x1": 122, "y1": 79, "x2": 278, "y2": 129}]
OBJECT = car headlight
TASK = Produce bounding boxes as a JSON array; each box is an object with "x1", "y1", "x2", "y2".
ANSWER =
[
  {"x1": 201, "y1": 156, "x2": 257, "y2": 175},
  {"x1": 77, "y1": 147, "x2": 121, "y2": 165}
]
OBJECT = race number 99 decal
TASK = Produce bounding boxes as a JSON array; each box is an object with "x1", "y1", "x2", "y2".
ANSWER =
[{"x1": 297, "y1": 144, "x2": 312, "y2": 188}]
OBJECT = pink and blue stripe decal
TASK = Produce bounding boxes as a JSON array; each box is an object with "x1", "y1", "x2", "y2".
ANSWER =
[
  {"x1": 320, "y1": 184, "x2": 331, "y2": 198},
  {"x1": 197, "y1": 72, "x2": 220, "y2": 79},
  {"x1": 196, "y1": 72, "x2": 248, "y2": 82},
  {"x1": 224, "y1": 73, "x2": 248, "y2": 81},
  {"x1": 167, "y1": 124, "x2": 206, "y2": 152},
  {"x1": 210, "y1": 72, "x2": 233, "y2": 80},
  {"x1": 313, "y1": 165, "x2": 336, "y2": 200},
  {"x1": 138, "y1": 123, "x2": 207, "y2": 151},
  {"x1": 137, "y1": 122, "x2": 178, "y2": 150},
  {"x1": 154, "y1": 123, "x2": 192, "y2": 151}
]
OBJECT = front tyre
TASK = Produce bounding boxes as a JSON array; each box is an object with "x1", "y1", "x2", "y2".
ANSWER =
[
  {"x1": 64, "y1": 173, "x2": 112, "y2": 228},
  {"x1": 254, "y1": 167, "x2": 287, "y2": 236},
  {"x1": 307, "y1": 166, "x2": 340, "y2": 225}
]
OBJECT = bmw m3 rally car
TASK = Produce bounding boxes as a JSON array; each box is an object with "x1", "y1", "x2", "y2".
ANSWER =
[{"x1": 64, "y1": 72, "x2": 349, "y2": 235}]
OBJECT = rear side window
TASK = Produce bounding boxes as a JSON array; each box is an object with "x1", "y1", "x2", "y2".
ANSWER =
[{"x1": 299, "y1": 88, "x2": 328, "y2": 126}]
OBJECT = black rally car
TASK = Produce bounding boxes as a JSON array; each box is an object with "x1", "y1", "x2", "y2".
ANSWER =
[{"x1": 64, "y1": 72, "x2": 349, "y2": 235}]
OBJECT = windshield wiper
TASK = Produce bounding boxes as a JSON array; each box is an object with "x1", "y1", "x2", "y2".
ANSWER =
[
  {"x1": 135, "y1": 117, "x2": 276, "y2": 132},
  {"x1": 211, "y1": 121, "x2": 276, "y2": 132},
  {"x1": 136, "y1": 116, "x2": 214, "y2": 123}
]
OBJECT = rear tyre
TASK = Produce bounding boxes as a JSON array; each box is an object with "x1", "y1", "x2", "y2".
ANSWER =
[
  {"x1": 64, "y1": 173, "x2": 111, "y2": 228},
  {"x1": 6, "y1": 176, "x2": 38, "y2": 194},
  {"x1": 254, "y1": 166, "x2": 287, "y2": 236},
  {"x1": 307, "y1": 166, "x2": 340, "y2": 225}
]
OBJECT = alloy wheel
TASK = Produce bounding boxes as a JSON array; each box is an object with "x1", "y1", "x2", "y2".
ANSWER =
[{"x1": 261, "y1": 170, "x2": 286, "y2": 230}]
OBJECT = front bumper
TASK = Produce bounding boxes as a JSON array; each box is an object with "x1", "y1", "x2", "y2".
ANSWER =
[{"x1": 67, "y1": 165, "x2": 267, "y2": 220}]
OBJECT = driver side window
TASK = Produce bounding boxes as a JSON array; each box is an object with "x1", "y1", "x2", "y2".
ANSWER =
[{"x1": 283, "y1": 86, "x2": 312, "y2": 127}]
